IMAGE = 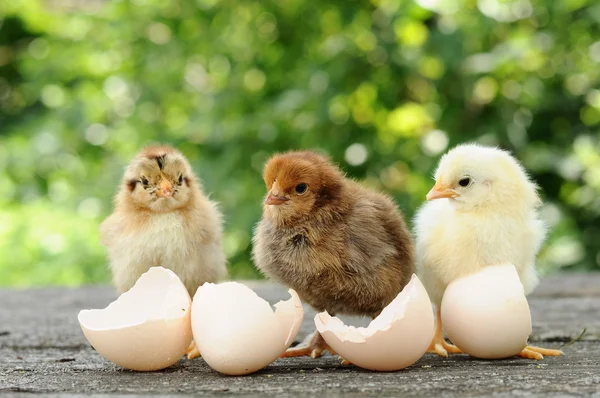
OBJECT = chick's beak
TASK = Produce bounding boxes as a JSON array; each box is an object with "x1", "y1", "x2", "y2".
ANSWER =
[
  {"x1": 265, "y1": 182, "x2": 289, "y2": 205},
  {"x1": 157, "y1": 179, "x2": 173, "y2": 198},
  {"x1": 265, "y1": 193, "x2": 289, "y2": 205},
  {"x1": 426, "y1": 180, "x2": 458, "y2": 201}
]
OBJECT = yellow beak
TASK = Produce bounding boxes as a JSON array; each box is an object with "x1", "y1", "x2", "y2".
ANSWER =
[{"x1": 426, "y1": 179, "x2": 458, "y2": 200}]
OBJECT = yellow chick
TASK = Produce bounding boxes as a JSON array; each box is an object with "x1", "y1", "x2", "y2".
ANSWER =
[
  {"x1": 100, "y1": 145, "x2": 227, "y2": 297},
  {"x1": 414, "y1": 143, "x2": 562, "y2": 360}
]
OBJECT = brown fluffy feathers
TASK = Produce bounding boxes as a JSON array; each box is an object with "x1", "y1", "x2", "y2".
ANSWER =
[{"x1": 252, "y1": 150, "x2": 415, "y2": 317}]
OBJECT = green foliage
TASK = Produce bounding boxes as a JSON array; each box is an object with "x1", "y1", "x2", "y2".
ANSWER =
[{"x1": 0, "y1": 0, "x2": 599, "y2": 286}]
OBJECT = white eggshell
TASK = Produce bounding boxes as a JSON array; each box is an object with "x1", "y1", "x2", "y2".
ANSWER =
[
  {"x1": 315, "y1": 274, "x2": 434, "y2": 371},
  {"x1": 192, "y1": 282, "x2": 303, "y2": 376},
  {"x1": 441, "y1": 264, "x2": 532, "y2": 359},
  {"x1": 78, "y1": 267, "x2": 192, "y2": 371}
]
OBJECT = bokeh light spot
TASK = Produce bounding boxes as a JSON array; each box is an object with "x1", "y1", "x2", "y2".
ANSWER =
[
  {"x1": 387, "y1": 103, "x2": 432, "y2": 135},
  {"x1": 40, "y1": 234, "x2": 66, "y2": 255},
  {"x1": 421, "y1": 129, "x2": 449, "y2": 156},
  {"x1": 78, "y1": 197, "x2": 103, "y2": 219},
  {"x1": 28, "y1": 38, "x2": 49, "y2": 60},
  {"x1": 146, "y1": 22, "x2": 172, "y2": 45},
  {"x1": 41, "y1": 85, "x2": 66, "y2": 108},
  {"x1": 589, "y1": 41, "x2": 600, "y2": 63},
  {"x1": 85, "y1": 124, "x2": 109, "y2": 146},
  {"x1": 394, "y1": 20, "x2": 428, "y2": 47},
  {"x1": 309, "y1": 71, "x2": 329, "y2": 94},
  {"x1": 345, "y1": 143, "x2": 368, "y2": 166},
  {"x1": 472, "y1": 77, "x2": 498, "y2": 105},
  {"x1": 243, "y1": 69, "x2": 266, "y2": 92}
]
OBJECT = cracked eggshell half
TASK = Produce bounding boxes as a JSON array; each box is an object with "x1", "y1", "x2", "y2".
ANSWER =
[
  {"x1": 78, "y1": 267, "x2": 192, "y2": 371},
  {"x1": 191, "y1": 282, "x2": 303, "y2": 376},
  {"x1": 441, "y1": 264, "x2": 532, "y2": 359},
  {"x1": 315, "y1": 274, "x2": 434, "y2": 371}
]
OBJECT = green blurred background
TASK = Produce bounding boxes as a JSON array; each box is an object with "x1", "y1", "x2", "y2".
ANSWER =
[{"x1": 0, "y1": 0, "x2": 599, "y2": 287}]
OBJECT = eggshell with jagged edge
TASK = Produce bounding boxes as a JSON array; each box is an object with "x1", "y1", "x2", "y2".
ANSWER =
[
  {"x1": 191, "y1": 282, "x2": 304, "y2": 375},
  {"x1": 315, "y1": 274, "x2": 434, "y2": 371},
  {"x1": 78, "y1": 267, "x2": 192, "y2": 371}
]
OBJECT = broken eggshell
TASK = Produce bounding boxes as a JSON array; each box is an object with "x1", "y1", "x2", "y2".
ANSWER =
[
  {"x1": 315, "y1": 274, "x2": 434, "y2": 371},
  {"x1": 191, "y1": 282, "x2": 303, "y2": 376},
  {"x1": 78, "y1": 266, "x2": 192, "y2": 371},
  {"x1": 441, "y1": 264, "x2": 532, "y2": 359}
]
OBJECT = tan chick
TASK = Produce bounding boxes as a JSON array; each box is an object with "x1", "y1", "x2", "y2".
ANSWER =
[
  {"x1": 414, "y1": 143, "x2": 562, "y2": 360},
  {"x1": 100, "y1": 145, "x2": 227, "y2": 358},
  {"x1": 252, "y1": 150, "x2": 415, "y2": 358}
]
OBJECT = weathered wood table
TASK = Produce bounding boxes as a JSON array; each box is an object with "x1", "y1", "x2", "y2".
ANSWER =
[{"x1": 1, "y1": 273, "x2": 599, "y2": 397}]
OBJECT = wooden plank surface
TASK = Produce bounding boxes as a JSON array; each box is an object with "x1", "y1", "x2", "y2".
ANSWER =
[{"x1": 0, "y1": 273, "x2": 599, "y2": 397}]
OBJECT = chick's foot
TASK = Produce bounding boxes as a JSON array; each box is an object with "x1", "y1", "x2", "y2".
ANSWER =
[
  {"x1": 186, "y1": 340, "x2": 201, "y2": 360},
  {"x1": 518, "y1": 345, "x2": 563, "y2": 360},
  {"x1": 282, "y1": 330, "x2": 336, "y2": 359},
  {"x1": 428, "y1": 336, "x2": 462, "y2": 357},
  {"x1": 427, "y1": 308, "x2": 462, "y2": 357}
]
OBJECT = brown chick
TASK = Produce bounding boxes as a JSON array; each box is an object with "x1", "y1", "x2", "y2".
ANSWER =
[{"x1": 252, "y1": 150, "x2": 415, "y2": 358}]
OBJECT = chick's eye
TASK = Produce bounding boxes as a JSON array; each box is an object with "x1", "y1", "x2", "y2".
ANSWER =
[
  {"x1": 178, "y1": 174, "x2": 183, "y2": 185},
  {"x1": 141, "y1": 177, "x2": 149, "y2": 186},
  {"x1": 458, "y1": 177, "x2": 471, "y2": 187},
  {"x1": 295, "y1": 183, "x2": 308, "y2": 195}
]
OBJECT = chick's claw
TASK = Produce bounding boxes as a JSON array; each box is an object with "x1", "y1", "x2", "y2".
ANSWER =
[
  {"x1": 186, "y1": 341, "x2": 201, "y2": 360},
  {"x1": 281, "y1": 347, "x2": 325, "y2": 358},
  {"x1": 519, "y1": 347, "x2": 543, "y2": 360},
  {"x1": 443, "y1": 340, "x2": 462, "y2": 354},
  {"x1": 282, "y1": 331, "x2": 336, "y2": 358},
  {"x1": 428, "y1": 340, "x2": 462, "y2": 357},
  {"x1": 427, "y1": 308, "x2": 462, "y2": 357},
  {"x1": 518, "y1": 345, "x2": 563, "y2": 360}
]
